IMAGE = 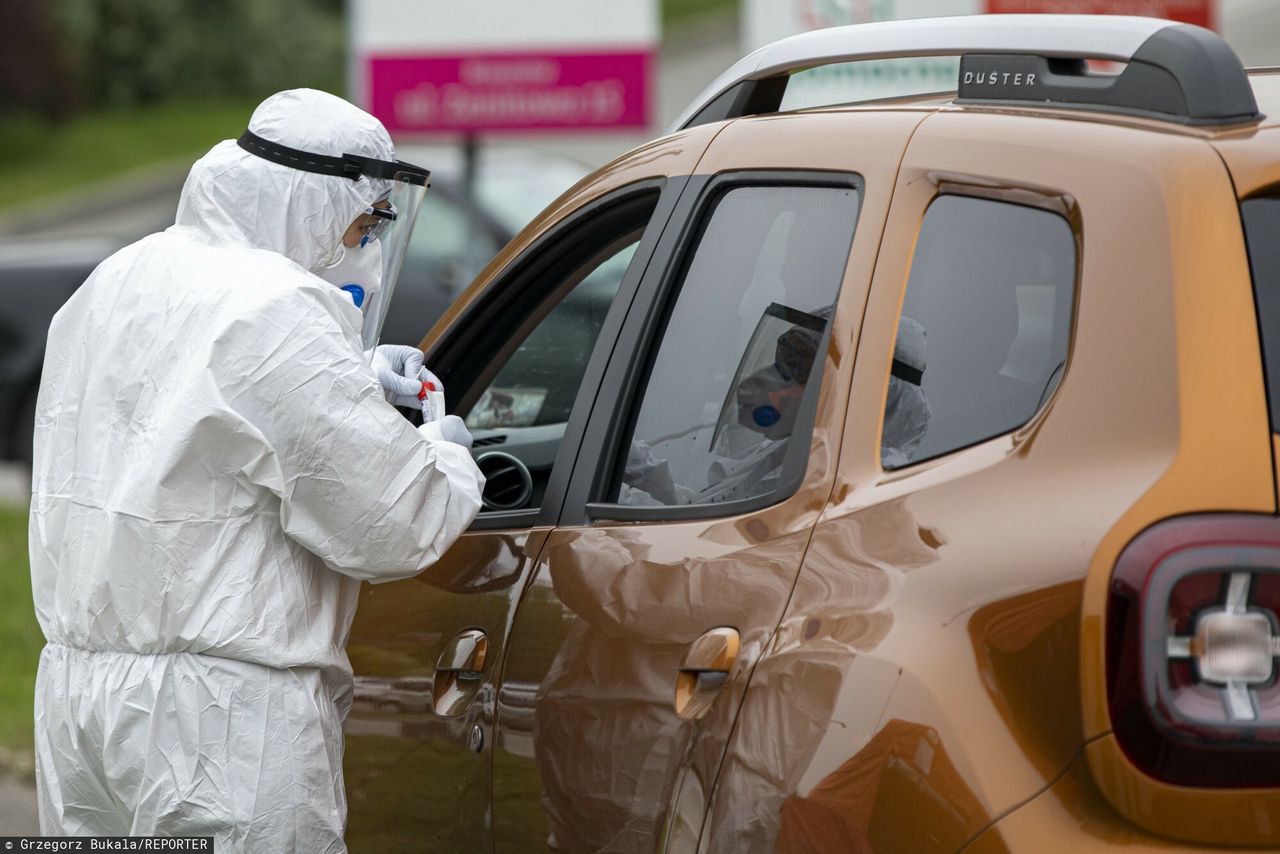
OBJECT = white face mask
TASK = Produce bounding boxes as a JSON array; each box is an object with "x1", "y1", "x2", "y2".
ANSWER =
[{"x1": 318, "y1": 240, "x2": 384, "y2": 315}]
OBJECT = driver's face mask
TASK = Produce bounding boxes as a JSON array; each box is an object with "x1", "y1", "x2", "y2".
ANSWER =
[
  {"x1": 736, "y1": 364, "x2": 806, "y2": 440},
  {"x1": 318, "y1": 238, "x2": 384, "y2": 315},
  {"x1": 735, "y1": 322, "x2": 821, "y2": 440}
]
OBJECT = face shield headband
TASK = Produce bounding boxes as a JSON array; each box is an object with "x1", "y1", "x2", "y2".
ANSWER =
[
  {"x1": 237, "y1": 130, "x2": 430, "y2": 351},
  {"x1": 236, "y1": 130, "x2": 430, "y2": 187}
]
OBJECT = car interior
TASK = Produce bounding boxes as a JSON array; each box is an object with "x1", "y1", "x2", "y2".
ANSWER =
[{"x1": 417, "y1": 189, "x2": 661, "y2": 513}]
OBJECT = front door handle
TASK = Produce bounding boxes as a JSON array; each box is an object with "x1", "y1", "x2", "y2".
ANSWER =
[
  {"x1": 675, "y1": 627, "x2": 740, "y2": 720},
  {"x1": 433, "y1": 628, "x2": 488, "y2": 718}
]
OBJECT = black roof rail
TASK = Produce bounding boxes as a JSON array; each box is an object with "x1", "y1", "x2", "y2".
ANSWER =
[{"x1": 671, "y1": 14, "x2": 1261, "y2": 131}]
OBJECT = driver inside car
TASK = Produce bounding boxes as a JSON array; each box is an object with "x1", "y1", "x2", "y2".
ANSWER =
[{"x1": 619, "y1": 311, "x2": 930, "y2": 506}]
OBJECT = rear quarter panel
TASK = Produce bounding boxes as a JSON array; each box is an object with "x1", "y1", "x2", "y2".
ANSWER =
[
  {"x1": 1214, "y1": 123, "x2": 1280, "y2": 515},
  {"x1": 701, "y1": 109, "x2": 1274, "y2": 851}
]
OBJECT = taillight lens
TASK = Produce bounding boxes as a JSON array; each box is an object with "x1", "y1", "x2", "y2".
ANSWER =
[{"x1": 1109, "y1": 515, "x2": 1280, "y2": 787}]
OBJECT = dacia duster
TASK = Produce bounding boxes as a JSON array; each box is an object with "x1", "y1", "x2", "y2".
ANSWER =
[{"x1": 342, "y1": 15, "x2": 1280, "y2": 852}]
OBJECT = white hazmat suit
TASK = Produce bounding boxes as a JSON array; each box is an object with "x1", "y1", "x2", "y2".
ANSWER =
[{"x1": 29, "y1": 89, "x2": 484, "y2": 850}]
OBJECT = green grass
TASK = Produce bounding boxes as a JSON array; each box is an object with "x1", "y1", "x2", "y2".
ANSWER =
[
  {"x1": 664, "y1": 0, "x2": 736, "y2": 25},
  {"x1": 0, "y1": 504, "x2": 39, "y2": 775},
  {"x1": 0, "y1": 100, "x2": 258, "y2": 214}
]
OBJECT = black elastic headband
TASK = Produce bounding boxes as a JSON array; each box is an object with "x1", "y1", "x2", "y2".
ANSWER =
[
  {"x1": 237, "y1": 130, "x2": 430, "y2": 186},
  {"x1": 891, "y1": 358, "x2": 923, "y2": 386}
]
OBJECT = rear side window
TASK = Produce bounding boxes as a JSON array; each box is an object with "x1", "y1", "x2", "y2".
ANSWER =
[
  {"x1": 610, "y1": 182, "x2": 860, "y2": 510},
  {"x1": 882, "y1": 195, "x2": 1076, "y2": 468},
  {"x1": 1243, "y1": 197, "x2": 1280, "y2": 432}
]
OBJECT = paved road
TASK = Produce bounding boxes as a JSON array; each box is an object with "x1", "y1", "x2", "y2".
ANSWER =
[{"x1": 0, "y1": 775, "x2": 39, "y2": 835}]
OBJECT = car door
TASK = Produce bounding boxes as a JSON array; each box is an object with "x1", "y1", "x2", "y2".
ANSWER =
[
  {"x1": 342, "y1": 126, "x2": 719, "y2": 853},
  {"x1": 489, "y1": 111, "x2": 923, "y2": 854}
]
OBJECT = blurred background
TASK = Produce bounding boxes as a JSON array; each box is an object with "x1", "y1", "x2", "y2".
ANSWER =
[{"x1": 1, "y1": 0, "x2": 1278, "y2": 832}]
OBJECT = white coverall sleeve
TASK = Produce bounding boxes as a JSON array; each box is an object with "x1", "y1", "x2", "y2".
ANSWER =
[{"x1": 218, "y1": 290, "x2": 484, "y2": 582}]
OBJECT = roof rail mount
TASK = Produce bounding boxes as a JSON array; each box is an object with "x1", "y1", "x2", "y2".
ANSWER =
[{"x1": 673, "y1": 14, "x2": 1261, "y2": 132}]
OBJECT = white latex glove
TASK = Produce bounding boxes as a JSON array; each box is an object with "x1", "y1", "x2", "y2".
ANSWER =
[
  {"x1": 371, "y1": 345, "x2": 425, "y2": 408},
  {"x1": 420, "y1": 414, "x2": 474, "y2": 450},
  {"x1": 418, "y1": 367, "x2": 446, "y2": 423}
]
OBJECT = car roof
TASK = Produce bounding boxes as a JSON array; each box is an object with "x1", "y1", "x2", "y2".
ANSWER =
[
  {"x1": 761, "y1": 67, "x2": 1280, "y2": 139},
  {"x1": 674, "y1": 16, "x2": 1269, "y2": 138}
]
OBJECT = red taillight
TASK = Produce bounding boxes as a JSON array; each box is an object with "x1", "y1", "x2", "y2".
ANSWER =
[{"x1": 1108, "y1": 515, "x2": 1280, "y2": 787}]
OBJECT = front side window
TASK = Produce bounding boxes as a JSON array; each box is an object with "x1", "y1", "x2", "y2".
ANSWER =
[
  {"x1": 881, "y1": 194, "x2": 1077, "y2": 469},
  {"x1": 611, "y1": 182, "x2": 861, "y2": 509},
  {"x1": 439, "y1": 189, "x2": 660, "y2": 515},
  {"x1": 466, "y1": 241, "x2": 638, "y2": 432}
]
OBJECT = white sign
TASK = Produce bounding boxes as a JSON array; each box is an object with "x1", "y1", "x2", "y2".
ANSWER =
[{"x1": 349, "y1": 0, "x2": 659, "y2": 134}]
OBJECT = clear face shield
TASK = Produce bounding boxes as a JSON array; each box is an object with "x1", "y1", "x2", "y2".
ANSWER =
[
  {"x1": 235, "y1": 130, "x2": 431, "y2": 349},
  {"x1": 346, "y1": 175, "x2": 427, "y2": 350}
]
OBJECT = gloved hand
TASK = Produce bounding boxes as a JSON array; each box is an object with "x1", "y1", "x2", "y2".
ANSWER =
[
  {"x1": 371, "y1": 345, "x2": 425, "y2": 408},
  {"x1": 420, "y1": 414, "x2": 474, "y2": 450},
  {"x1": 418, "y1": 367, "x2": 446, "y2": 423}
]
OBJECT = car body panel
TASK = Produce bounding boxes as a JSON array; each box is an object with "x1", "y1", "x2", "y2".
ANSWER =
[
  {"x1": 960, "y1": 753, "x2": 1221, "y2": 853},
  {"x1": 1083, "y1": 734, "x2": 1280, "y2": 847},
  {"x1": 351, "y1": 68, "x2": 1279, "y2": 852},
  {"x1": 696, "y1": 109, "x2": 1275, "y2": 851},
  {"x1": 343, "y1": 528, "x2": 550, "y2": 852},
  {"x1": 483, "y1": 111, "x2": 927, "y2": 854},
  {"x1": 1214, "y1": 128, "x2": 1280, "y2": 200}
]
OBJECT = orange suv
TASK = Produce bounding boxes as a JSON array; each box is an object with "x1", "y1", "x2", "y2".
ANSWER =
[{"x1": 341, "y1": 15, "x2": 1280, "y2": 852}]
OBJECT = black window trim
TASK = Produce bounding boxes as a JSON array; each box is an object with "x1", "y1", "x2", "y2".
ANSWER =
[
  {"x1": 570, "y1": 169, "x2": 866, "y2": 525},
  {"x1": 1240, "y1": 187, "x2": 1280, "y2": 435},
  {"x1": 423, "y1": 177, "x2": 685, "y2": 532},
  {"x1": 879, "y1": 185, "x2": 1083, "y2": 472}
]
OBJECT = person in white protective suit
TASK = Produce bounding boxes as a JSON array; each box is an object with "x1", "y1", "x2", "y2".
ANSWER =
[{"x1": 28, "y1": 89, "x2": 484, "y2": 851}]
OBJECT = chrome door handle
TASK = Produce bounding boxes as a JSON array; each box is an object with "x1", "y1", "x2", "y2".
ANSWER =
[
  {"x1": 433, "y1": 628, "x2": 488, "y2": 718},
  {"x1": 436, "y1": 628, "x2": 488, "y2": 674},
  {"x1": 675, "y1": 627, "x2": 740, "y2": 720}
]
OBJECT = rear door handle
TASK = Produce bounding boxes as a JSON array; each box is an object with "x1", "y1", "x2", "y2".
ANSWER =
[
  {"x1": 433, "y1": 628, "x2": 488, "y2": 718},
  {"x1": 675, "y1": 627, "x2": 740, "y2": 720}
]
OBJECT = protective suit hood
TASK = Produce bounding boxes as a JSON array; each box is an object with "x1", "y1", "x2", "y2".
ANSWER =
[{"x1": 173, "y1": 88, "x2": 395, "y2": 272}]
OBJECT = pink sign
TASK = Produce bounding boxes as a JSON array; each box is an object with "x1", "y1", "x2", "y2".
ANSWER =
[{"x1": 368, "y1": 51, "x2": 652, "y2": 134}]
